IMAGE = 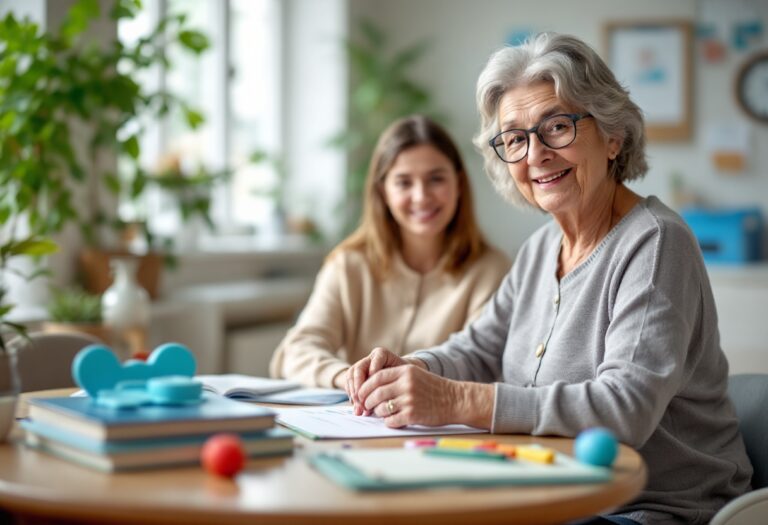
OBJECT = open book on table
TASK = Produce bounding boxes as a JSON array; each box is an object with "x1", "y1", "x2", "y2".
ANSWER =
[{"x1": 195, "y1": 374, "x2": 349, "y2": 406}]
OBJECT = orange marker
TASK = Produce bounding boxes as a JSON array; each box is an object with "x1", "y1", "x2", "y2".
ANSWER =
[{"x1": 495, "y1": 444, "x2": 517, "y2": 458}]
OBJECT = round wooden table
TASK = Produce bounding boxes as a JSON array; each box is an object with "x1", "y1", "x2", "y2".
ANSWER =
[{"x1": 0, "y1": 393, "x2": 646, "y2": 525}]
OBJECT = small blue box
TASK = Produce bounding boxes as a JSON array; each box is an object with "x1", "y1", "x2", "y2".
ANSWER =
[{"x1": 681, "y1": 207, "x2": 763, "y2": 264}]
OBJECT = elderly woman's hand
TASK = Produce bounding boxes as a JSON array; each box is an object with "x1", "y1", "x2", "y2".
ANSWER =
[
  {"x1": 356, "y1": 361, "x2": 496, "y2": 429},
  {"x1": 346, "y1": 347, "x2": 407, "y2": 415}
]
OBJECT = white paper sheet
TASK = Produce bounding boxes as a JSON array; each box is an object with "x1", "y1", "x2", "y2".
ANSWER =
[{"x1": 274, "y1": 405, "x2": 487, "y2": 439}]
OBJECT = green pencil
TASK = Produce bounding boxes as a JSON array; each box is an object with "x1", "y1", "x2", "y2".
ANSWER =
[{"x1": 424, "y1": 447, "x2": 508, "y2": 461}]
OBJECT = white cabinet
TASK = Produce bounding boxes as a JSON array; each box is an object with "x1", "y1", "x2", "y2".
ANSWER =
[
  {"x1": 708, "y1": 264, "x2": 768, "y2": 374},
  {"x1": 147, "y1": 242, "x2": 324, "y2": 374},
  {"x1": 226, "y1": 322, "x2": 295, "y2": 377}
]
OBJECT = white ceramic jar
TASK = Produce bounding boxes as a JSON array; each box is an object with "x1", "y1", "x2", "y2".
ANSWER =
[{"x1": 101, "y1": 258, "x2": 150, "y2": 349}]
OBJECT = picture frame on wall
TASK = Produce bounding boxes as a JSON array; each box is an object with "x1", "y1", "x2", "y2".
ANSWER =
[{"x1": 604, "y1": 20, "x2": 693, "y2": 142}]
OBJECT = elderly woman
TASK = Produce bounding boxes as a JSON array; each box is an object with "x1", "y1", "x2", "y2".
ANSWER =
[
  {"x1": 270, "y1": 115, "x2": 509, "y2": 389},
  {"x1": 346, "y1": 34, "x2": 752, "y2": 525}
]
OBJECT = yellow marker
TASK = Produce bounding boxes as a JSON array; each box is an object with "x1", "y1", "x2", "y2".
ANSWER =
[
  {"x1": 516, "y1": 445, "x2": 555, "y2": 464},
  {"x1": 437, "y1": 438, "x2": 498, "y2": 450}
]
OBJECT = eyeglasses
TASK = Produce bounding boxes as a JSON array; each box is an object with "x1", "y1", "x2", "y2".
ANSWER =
[{"x1": 489, "y1": 113, "x2": 593, "y2": 163}]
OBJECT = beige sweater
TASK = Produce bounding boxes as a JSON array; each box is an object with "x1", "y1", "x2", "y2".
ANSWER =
[{"x1": 269, "y1": 247, "x2": 511, "y2": 388}]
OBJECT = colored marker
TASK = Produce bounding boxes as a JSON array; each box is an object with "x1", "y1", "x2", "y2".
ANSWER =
[
  {"x1": 495, "y1": 443, "x2": 517, "y2": 458},
  {"x1": 425, "y1": 447, "x2": 508, "y2": 461},
  {"x1": 404, "y1": 438, "x2": 437, "y2": 449},
  {"x1": 436, "y1": 438, "x2": 498, "y2": 450},
  {"x1": 516, "y1": 445, "x2": 555, "y2": 464}
]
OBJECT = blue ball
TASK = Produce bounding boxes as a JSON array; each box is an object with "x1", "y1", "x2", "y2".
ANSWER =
[{"x1": 574, "y1": 427, "x2": 618, "y2": 467}]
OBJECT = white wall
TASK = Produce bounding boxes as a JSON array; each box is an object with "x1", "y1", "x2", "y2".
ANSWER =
[
  {"x1": 0, "y1": 0, "x2": 45, "y2": 22},
  {"x1": 349, "y1": 0, "x2": 768, "y2": 257},
  {"x1": 283, "y1": 0, "x2": 348, "y2": 239}
]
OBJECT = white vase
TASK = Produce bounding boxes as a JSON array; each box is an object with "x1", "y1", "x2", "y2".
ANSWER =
[{"x1": 101, "y1": 258, "x2": 150, "y2": 358}]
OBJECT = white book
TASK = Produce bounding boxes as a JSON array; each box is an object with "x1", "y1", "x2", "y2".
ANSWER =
[
  {"x1": 196, "y1": 374, "x2": 301, "y2": 398},
  {"x1": 196, "y1": 374, "x2": 348, "y2": 405}
]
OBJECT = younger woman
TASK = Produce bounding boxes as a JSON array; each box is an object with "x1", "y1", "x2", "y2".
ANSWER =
[{"x1": 269, "y1": 115, "x2": 509, "y2": 388}]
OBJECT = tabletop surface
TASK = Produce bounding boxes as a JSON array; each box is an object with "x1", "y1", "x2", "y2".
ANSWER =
[{"x1": 0, "y1": 390, "x2": 647, "y2": 525}]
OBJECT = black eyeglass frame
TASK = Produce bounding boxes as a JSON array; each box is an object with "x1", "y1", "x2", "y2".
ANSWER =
[{"x1": 488, "y1": 113, "x2": 593, "y2": 164}]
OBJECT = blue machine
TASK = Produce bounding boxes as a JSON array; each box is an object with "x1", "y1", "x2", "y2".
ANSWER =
[{"x1": 681, "y1": 207, "x2": 764, "y2": 264}]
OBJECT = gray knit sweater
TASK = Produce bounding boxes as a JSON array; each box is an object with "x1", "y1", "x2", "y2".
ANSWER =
[{"x1": 413, "y1": 196, "x2": 752, "y2": 525}]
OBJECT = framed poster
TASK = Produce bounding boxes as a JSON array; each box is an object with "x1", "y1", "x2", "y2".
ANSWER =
[{"x1": 605, "y1": 20, "x2": 693, "y2": 141}]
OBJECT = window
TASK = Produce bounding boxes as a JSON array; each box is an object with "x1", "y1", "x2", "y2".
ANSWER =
[{"x1": 118, "y1": 0, "x2": 282, "y2": 240}]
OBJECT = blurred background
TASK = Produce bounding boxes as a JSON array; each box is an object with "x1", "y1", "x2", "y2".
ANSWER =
[{"x1": 1, "y1": 0, "x2": 766, "y2": 376}]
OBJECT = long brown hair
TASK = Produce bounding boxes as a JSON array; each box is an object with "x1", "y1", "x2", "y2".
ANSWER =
[{"x1": 331, "y1": 114, "x2": 488, "y2": 278}]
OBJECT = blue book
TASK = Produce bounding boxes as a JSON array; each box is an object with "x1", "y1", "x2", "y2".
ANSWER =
[
  {"x1": 26, "y1": 394, "x2": 275, "y2": 441},
  {"x1": 22, "y1": 419, "x2": 294, "y2": 472}
]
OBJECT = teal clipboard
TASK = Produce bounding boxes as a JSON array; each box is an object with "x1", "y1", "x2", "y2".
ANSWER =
[{"x1": 310, "y1": 448, "x2": 612, "y2": 491}]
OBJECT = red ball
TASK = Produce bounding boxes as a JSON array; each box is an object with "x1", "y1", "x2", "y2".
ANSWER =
[
  {"x1": 201, "y1": 434, "x2": 246, "y2": 478},
  {"x1": 131, "y1": 350, "x2": 151, "y2": 361}
]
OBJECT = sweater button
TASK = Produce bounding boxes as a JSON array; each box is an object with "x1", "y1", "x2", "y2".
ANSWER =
[{"x1": 535, "y1": 343, "x2": 545, "y2": 358}]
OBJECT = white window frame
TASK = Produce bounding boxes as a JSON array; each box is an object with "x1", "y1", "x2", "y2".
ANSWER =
[{"x1": 122, "y1": 0, "x2": 283, "y2": 234}]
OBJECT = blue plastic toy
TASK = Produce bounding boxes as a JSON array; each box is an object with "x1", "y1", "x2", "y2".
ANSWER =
[
  {"x1": 71, "y1": 343, "x2": 202, "y2": 409},
  {"x1": 574, "y1": 427, "x2": 618, "y2": 467}
]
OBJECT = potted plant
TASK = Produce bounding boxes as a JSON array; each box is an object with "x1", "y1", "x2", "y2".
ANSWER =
[
  {"x1": 0, "y1": 0, "x2": 211, "y2": 300},
  {"x1": 0, "y1": 230, "x2": 57, "y2": 435},
  {"x1": 43, "y1": 287, "x2": 111, "y2": 342},
  {"x1": 0, "y1": 224, "x2": 60, "y2": 352},
  {"x1": 327, "y1": 19, "x2": 442, "y2": 233}
]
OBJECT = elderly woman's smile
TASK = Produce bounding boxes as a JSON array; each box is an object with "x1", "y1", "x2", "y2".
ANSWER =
[{"x1": 532, "y1": 168, "x2": 571, "y2": 185}]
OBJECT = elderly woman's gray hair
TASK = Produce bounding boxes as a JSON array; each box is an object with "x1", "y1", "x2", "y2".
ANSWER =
[{"x1": 473, "y1": 32, "x2": 648, "y2": 207}]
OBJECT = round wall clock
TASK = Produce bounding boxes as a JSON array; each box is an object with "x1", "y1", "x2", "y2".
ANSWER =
[{"x1": 736, "y1": 51, "x2": 768, "y2": 124}]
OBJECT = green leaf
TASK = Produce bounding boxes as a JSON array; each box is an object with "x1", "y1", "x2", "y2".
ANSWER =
[
  {"x1": 183, "y1": 107, "x2": 205, "y2": 129},
  {"x1": 60, "y1": 0, "x2": 100, "y2": 43},
  {"x1": 359, "y1": 18, "x2": 385, "y2": 48},
  {"x1": 104, "y1": 172, "x2": 121, "y2": 194},
  {"x1": 122, "y1": 135, "x2": 140, "y2": 159},
  {"x1": 249, "y1": 150, "x2": 268, "y2": 164},
  {"x1": 130, "y1": 171, "x2": 146, "y2": 198},
  {"x1": 110, "y1": 0, "x2": 142, "y2": 21},
  {"x1": 7, "y1": 238, "x2": 59, "y2": 257},
  {"x1": 177, "y1": 30, "x2": 210, "y2": 54}
]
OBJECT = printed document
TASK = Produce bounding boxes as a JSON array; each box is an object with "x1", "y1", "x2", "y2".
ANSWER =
[{"x1": 274, "y1": 405, "x2": 487, "y2": 440}]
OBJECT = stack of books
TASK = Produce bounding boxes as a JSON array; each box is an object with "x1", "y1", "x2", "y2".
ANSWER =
[{"x1": 22, "y1": 394, "x2": 294, "y2": 472}]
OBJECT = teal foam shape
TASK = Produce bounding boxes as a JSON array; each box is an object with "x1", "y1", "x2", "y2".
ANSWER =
[{"x1": 72, "y1": 343, "x2": 196, "y2": 399}]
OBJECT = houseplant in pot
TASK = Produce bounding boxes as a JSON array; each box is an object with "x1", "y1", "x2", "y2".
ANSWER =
[
  {"x1": 0, "y1": 233, "x2": 56, "y2": 441},
  {"x1": 43, "y1": 287, "x2": 110, "y2": 343},
  {"x1": 0, "y1": 0, "x2": 211, "y2": 300}
]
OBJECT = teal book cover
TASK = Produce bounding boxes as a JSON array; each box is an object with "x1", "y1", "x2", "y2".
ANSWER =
[
  {"x1": 310, "y1": 448, "x2": 611, "y2": 491},
  {"x1": 27, "y1": 394, "x2": 275, "y2": 441},
  {"x1": 22, "y1": 420, "x2": 294, "y2": 472}
]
